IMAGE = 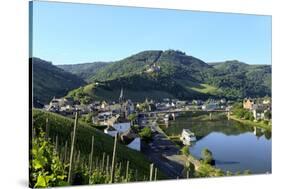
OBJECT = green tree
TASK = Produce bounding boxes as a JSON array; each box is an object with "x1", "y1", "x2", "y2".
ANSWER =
[
  {"x1": 201, "y1": 148, "x2": 213, "y2": 164},
  {"x1": 181, "y1": 146, "x2": 190, "y2": 156},
  {"x1": 139, "y1": 127, "x2": 152, "y2": 142},
  {"x1": 127, "y1": 113, "x2": 137, "y2": 123}
]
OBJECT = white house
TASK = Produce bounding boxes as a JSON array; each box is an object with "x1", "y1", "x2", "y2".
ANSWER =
[
  {"x1": 127, "y1": 137, "x2": 141, "y2": 151},
  {"x1": 180, "y1": 129, "x2": 196, "y2": 145},
  {"x1": 112, "y1": 122, "x2": 131, "y2": 134}
]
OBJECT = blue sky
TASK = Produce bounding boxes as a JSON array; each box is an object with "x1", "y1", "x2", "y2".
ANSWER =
[{"x1": 31, "y1": 1, "x2": 271, "y2": 65}]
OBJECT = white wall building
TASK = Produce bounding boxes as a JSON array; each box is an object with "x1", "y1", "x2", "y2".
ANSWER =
[{"x1": 112, "y1": 122, "x2": 131, "y2": 134}]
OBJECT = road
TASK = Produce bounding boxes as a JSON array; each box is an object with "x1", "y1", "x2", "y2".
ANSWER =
[{"x1": 141, "y1": 118, "x2": 188, "y2": 179}]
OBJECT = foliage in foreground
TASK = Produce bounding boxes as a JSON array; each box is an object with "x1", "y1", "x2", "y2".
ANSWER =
[
  {"x1": 30, "y1": 129, "x2": 68, "y2": 187},
  {"x1": 139, "y1": 127, "x2": 152, "y2": 142},
  {"x1": 30, "y1": 109, "x2": 164, "y2": 187}
]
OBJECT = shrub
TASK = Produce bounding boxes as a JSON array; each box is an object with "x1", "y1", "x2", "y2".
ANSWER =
[
  {"x1": 263, "y1": 120, "x2": 269, "y2": 125},
  {"x1": 181, "y1": 146, "x2": 190, "y2": 156},
  {"x1": 201, "y1": 148, "x2": 213, "y2": 164},
  {"x1": 30, "y1": 129, "x2": 68, "y2": 188},
  {"x1": 139, "y1": 127, "x2": 152, "y2": 142}
]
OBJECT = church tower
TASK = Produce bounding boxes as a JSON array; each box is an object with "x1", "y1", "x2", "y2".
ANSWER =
[{"x1": 119, "y1": 87, "x2": 124, "y2": 103}]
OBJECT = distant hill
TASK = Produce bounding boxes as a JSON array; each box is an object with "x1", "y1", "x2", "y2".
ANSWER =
[
  {"x1": 207, "y1": 60, "x2": 271, "y2": 98},
  {"x1": 67, "y1": 51, "x2": 271, "y2": 103},
  {"x1": 58, "y1": 62, "x2": 109, "y2": 82},
  {"x1": 33, "y1": 50, "x2": 271, "y2": 104},
  {"x1": 92, "y1": 50, "x2": 211, "y2": 82},
  {"x1": 31, "y1": 57, "x2": 86, "y2": 105},
  {"x1": 66, "y1": 50, "x2": 222, "y2": 103}
]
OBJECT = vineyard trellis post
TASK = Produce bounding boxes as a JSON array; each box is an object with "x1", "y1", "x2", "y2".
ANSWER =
[
  {"x1": 89, "y1": 135, "x2": 95, "y2": 176},
  {"x1": 101, "y1": 152, "x2": 105, "y2": 172},
  {"x1": 67, "y1": 111, "x2": 79, "y2": 184},
  {"x1": 106, "y1": 155, "x2": 110, "y2": 176},
  {"x1": 126, "y1": 161, "x2": 130, "y2": 181},
  {"x1": 55, "y1": 135, "x2": 58, "y2": 152},
  {"x1": 64, "y1": 140, "x2": 68, "y2": 163},
  {"x1": 110, "y1": 134, "x2": 118, "y2": 183},
  {"x1": 149, "y1": 163, "x2": 154, "y2": 181},
  {"x1": 45, "y1": 118, "x2": 49, "y2": 139}
]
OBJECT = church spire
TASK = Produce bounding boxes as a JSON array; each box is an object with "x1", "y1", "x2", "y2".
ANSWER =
[{"x1": 119, "y1": 87, "x2": 124, "y2": 103}]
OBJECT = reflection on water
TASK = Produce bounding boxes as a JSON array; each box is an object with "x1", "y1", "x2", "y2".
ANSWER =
[{"x1": 165, "y1": 112, "x2": 272, "y2": 174}]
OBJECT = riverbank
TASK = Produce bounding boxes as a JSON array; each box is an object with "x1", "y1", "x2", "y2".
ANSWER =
[
  {"x1": 184, "y1": 153, "x2": 225, "y2": 177},
  {"x1": 229, "y1": 115, "x2": 271, "y2": 131}
]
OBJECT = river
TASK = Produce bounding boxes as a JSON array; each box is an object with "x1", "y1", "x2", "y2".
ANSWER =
[{"x1": 163, "y1": 112, "x2": 272, "y2": 174}]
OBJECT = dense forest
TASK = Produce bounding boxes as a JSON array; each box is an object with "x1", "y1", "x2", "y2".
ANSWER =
[{"x1": 31, "y1": 58, "x2": 86, "y2": 106}]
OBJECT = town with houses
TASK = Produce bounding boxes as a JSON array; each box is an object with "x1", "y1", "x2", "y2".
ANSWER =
[{"x1": 43, "y1": 88, "x2": 272, "y2": 152}]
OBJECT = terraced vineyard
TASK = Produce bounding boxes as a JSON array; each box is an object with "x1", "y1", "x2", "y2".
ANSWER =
[{"x1": 30, "y1": 109, "x2": 166, "y2": 187}]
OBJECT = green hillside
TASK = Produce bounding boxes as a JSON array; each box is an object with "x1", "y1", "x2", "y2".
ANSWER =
[
  {"x1": 66, "y1": 50, "x2": 271, "y2": 102},
  {"x1": 58, "y1": 62, "x2": 109, "y2": 82},
  {"x1": 207, "y1": 60, "x2": 271, "y2": 98},
  {"x1": 33, "y1": 50, "x2": 271, "y2": 104},
  {"x1": 92, "y1": 50, "x2": 211, "y2": 82},
  {"x1": 32, "y1": 109, "x2": 165, "y2": 180},
  {"x1": 32, "y1": 58, "x2": 86, "y2": 105},
  {"x1": 67, "y1": 74, "x2": 216, "y2": 103}
]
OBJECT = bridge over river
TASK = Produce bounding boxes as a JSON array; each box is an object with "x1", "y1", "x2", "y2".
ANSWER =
[{"x1": 139, "y1": 109, "x2": 230, "y2": 121}]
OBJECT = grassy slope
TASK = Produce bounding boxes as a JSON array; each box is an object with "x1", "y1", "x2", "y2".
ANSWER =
[
  {"x1": 32, "y1": 58, "x2": 86, "y2": 104},
  {"x1": 32, "y1": 109, "x2": 166, "y2": 180}
]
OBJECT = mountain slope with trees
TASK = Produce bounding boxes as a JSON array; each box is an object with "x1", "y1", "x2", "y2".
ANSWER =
[
  {"x1": 65, "y1": 50, "x2": 271, "y2": 103},
  {"x1": 58, "y1": 62, "x2": 109, "y2": 82},
  {"x1": 31, "y1": 57, "x2": 86, "y2": 106},
  {"x1": 207, "y1": 60, "x2": 271, "y2": 98}
]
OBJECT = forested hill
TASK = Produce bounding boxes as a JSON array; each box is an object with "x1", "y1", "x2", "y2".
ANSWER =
[
  {"x1": 65, "y1": 50, "x2": 271, "y2": 103},
  {"x1": 57, "y1": 62, "x2": 109, "y2": 82},
  {"x1": 91, "y1": 50, "x2": 212, "y2": 82},
  {"x1": 31, "y1": 57, "x2": 86, "y2": 106},
  {"x1": 31, "y1": 50, "x2": 271, "y2": 104},
  {"x1": 207, "y1": 60, "x2": 271, "y2": 98}
]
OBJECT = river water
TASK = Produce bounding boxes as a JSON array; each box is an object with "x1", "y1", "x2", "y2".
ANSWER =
[{"x1": 164, "y1": 112, "x2": 271, "y2": 174}]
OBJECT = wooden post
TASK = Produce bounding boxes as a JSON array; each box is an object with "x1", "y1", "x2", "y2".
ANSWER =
[
  {"x1": 154, "y1": 168, "x2": 157, "y2": 181},
  {"x1": 67, "y1": 112, "x2": 78, "y2": 184},
  {"x1": 101, "y1": 152, "x2": 105, "y2": 172},
  {"x1": 149, "y1": 163, "x2": 154, "y2": 181},
  {"x1": 64, "y1": 140, "x2": 68, "y2": 163},
  {"x1": 55, "y1": 135, "x2": 58, "y2": 152},
  {"x1": 126, "y1": 161, "x2": 130, "y2": 181},
  {"x1": 45, "y1": 118, "x2": 49, "y2": 139},
  {"x1": 89, "y1": 135, "x2": 95, "y2": 175},
  {"x1": 110, "y1": 134, "x2": 118, "y2": 183},
  {"x1": 106, "y1": 155, "x2": 110, "y2": 175}
]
